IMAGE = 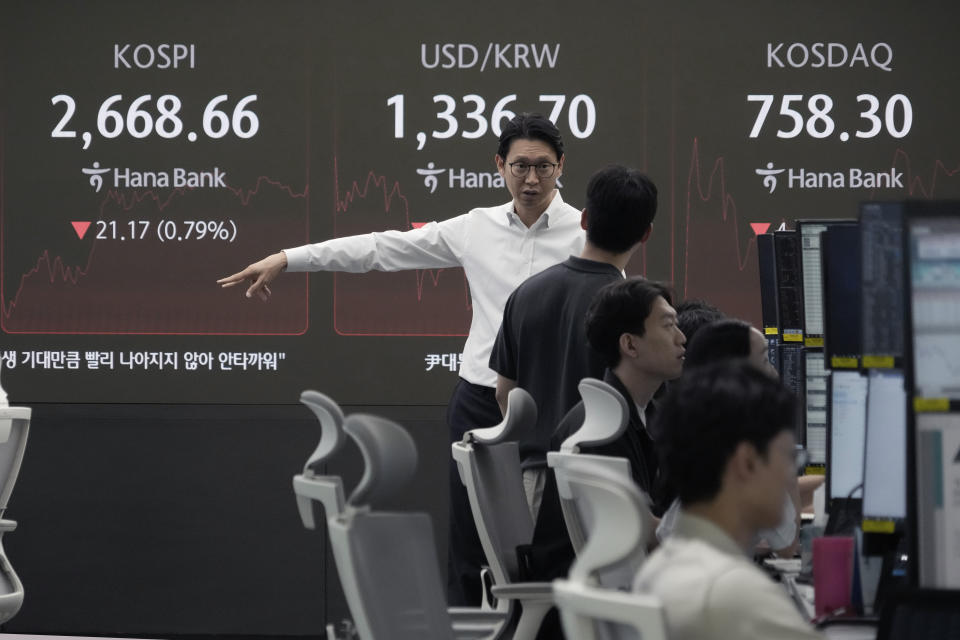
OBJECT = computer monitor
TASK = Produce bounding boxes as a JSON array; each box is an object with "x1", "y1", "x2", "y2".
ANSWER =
[
  {"x1": 779, "y1": 343, "x2": 805, "y2": 444},
  {"x1": 876, "y1": 588, "x2": 960, "y2": 640},
  {"x1": 860, "y1": 203, "x2": 905, "y2": 366},
  {"x1": 774, "y1": 230, "x2": 803, "y2": 344},
  {"x1": 827, "y1": 370, "x2": 868, "y2": 502},
  {"x1": 758, "y1": 233, "x2": 779, "y2": 333},
  {"x1": 804, "y1": 350, "x2": 828, "y2": 466},
  {"x1": 905, "y1": 210, "x2": 960, "y2": 401},
  {"x1": 914, "y1": 412, "x2": 960, "y2": 588},
  {"x1": 862, "y1": 370, "x2": 907, "y2": 522},
  {"x1": 757, "y1": 233, "x2": 780, "y2": 370},
  {"x1": 822, "y1": 225, "x2": 862, "y2": 367},
  {"x1": 904, "y1": 202, "x2": 960, "y2": 589},
  {"x1": 796, "y1": 219, "x2": 856, "y2": 345}
]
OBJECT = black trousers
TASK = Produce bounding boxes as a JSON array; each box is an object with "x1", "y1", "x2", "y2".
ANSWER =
[{"x1": 446, "y1": 377, "x2": 502, "y2": 607}]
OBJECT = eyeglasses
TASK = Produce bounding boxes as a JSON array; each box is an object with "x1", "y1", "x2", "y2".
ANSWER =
[{"x1": 508, "y1": 161, "x2": 559, "y2": 179}]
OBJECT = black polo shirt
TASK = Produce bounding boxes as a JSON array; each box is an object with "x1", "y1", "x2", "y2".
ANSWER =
[{"x1": 489, "y1": 256, "x2": 623, "y2": 465}]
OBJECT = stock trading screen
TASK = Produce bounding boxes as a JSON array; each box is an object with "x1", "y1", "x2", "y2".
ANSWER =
[{"x1": 2, "y1": 1, "x2": 959, "y2": 403}]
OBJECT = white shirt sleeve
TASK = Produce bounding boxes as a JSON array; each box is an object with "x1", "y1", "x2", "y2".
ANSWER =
[{"x1": 283, "y1": 217, "x2": 466, "y2": 273}]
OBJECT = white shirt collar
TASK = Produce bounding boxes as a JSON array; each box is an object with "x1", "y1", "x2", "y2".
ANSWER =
[
  {"x1": 506, "y1": 190, "x2": 565, "y2": 229},
  {"x1": 674, "y1": 510, "x2": 750, "y2": 558}
]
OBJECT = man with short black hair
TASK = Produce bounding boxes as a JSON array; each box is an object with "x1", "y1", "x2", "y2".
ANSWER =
[
  {"x1": 528, "y1": 277, "x2": 685, "y2": 639},
  {"x1": 674, "y1": 298, "x2": 725, "y2": 347},
  {"x1": 634, "y1": 361, "x2": 822, "y2": 640},
  {"x1": 529, "y1": 278, "x2": 685, "y2": 578}
]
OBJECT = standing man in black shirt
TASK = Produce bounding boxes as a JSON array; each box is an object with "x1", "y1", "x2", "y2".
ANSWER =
[{"x1": 489, "y1": 165, "x2": 658, "y2": 517}]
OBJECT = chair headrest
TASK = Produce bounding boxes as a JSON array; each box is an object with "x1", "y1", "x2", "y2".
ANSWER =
[
  {"x1": 344, "y1": 414, "x2": 418, "y2": 510},
  {"x1": 562, "y1": 458, "x2": 651, "y2": 582},
  {"x1": 463, "y1": 387, "x2": 537, "y2": 445},
  {"x1": 560, "y1": 378, "x2": 629, "y2": 452},
  {"x1": 299, "y1": 390, "x2": 346, "y2": 474}
]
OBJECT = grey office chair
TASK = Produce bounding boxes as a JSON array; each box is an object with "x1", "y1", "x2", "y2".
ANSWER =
[
  {"x1": 547, "y1": 378, "x2": 654, "y2": 589},
  {"x1": 292, "y1": 390, "x2": 348, "y2": 529},
  {"x1": 552, "y1": 460, "x2": 668, "y2": 640},
  {"x1": 451, "y1": 388, "x2": 554, "y2": 639},
  {"x1": 0, "y1": 406, "x2": 31, "y2": 623},
  {"x1": 292, "y1": 394, "x2": 503, "y2": 639}
]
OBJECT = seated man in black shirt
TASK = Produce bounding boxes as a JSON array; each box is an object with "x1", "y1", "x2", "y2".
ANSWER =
[{"x1": 528, "y1": 277, "x2": 686, "y2": 582}]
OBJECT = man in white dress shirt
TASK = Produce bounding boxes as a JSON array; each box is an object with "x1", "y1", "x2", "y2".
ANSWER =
[
  {"x1": 634, "y1": 360, "x2": 822, "y2": 640},
  {"x1": 217, "y1": 113, "x2": 585, "y2": 605}
]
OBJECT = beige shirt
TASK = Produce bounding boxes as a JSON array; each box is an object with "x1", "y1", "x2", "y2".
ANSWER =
[{"x1": 634, "y1": 511, "x2": 823, "y2": 640}]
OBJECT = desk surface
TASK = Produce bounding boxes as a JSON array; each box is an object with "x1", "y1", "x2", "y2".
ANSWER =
[{"x1": 767, "y1": 559, "x2": 877, "y2": 640}]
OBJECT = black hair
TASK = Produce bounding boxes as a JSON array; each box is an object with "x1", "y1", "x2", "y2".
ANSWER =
[
  {"x1": 585, "y1": 277, "x2": 673, "y2": 368},
  {"x1": 682, "y1": 318, "x2": 753, "y2": 370},
  {"x1": 583, "y1": 165, "x2": 658, "y2": 253},
  {"x1": 654, "y1": 360, "x2": 796, "y2": 505},
  {"x1": 674, "y1": 299, "x2": 725, "y2": 346},
  {"x1": 496, "y1": 113, "x2": 564, "y2": 160}
]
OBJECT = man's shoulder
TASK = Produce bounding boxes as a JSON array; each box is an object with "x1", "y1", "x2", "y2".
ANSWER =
[
  {"x1": 638, "y1": 537, "x2": 821, "y2": 639},
  {"x1": 510, "y1": 260, "x2": 574, "y2": 297},
  {"x1": 461, "y1": 201, "x2": 513, "y2": 221}
]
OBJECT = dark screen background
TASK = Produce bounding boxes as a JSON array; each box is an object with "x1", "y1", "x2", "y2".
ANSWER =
[{"x1": 1, "y1": 1, "x2": 958, "y2": 403}]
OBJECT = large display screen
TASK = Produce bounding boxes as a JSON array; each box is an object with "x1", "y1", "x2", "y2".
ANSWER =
[{"x1": 2, "y1": 1, "x2": 959, "y2": 403}]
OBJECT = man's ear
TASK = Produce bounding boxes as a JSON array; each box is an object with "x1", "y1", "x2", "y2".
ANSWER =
[
  {"x1": 580, "y1": 208, "x2": 588, "y2": 231},
  {"x1": 641, "y1": 223, "x2": 653, "y2": 243},
  {"x1": 618, "y1": 332, "x2": 638, "y2": 359},
  {"x1": 730, "y1": 441, "x2": 760, "y2": 482},
  {"x1": 495, "y1": 154, "x2": 505, "y2": 176}
]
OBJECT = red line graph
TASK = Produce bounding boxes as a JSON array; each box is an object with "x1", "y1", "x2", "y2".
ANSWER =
[
  {"x1": 2, "y1": 176, "x2": 310, "y2": 334},
  {"x1": 684, "y1": 136, "x2": 757, "y2": 283},
  {"x1": 677, "y1": 137, "x2": 763, "y2": 325},
  {"x1": 331, "y1": 157, "x2": 471, "y2": 336},
  {"x1": 890, "y1": 149, "x2": 960, "y2": 198}
]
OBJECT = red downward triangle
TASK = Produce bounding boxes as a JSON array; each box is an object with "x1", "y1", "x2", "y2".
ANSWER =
[
  {"x1": 411, "y1": 222, "x2": 427, "y2": 229},
  {"x1": 71, "y1": 221, "x2": 91, "y2": 239},
  {"x1": 750, "y1": 222, "x2": 771, "y2": 236}
]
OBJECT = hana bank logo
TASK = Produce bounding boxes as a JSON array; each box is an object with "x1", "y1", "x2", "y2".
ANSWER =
[
  {"x1": 755, "y1": 161, "x2": 903, "y2": 192},
  {"x1": 82, "y1": 162, "x2": 111, "y2": 193},
  {"x1": 755, "y1": 162, "x2": 786, "y2": 194},
  {"x1": 416, "y1": 162, "x2": 563, "y2": 194}
]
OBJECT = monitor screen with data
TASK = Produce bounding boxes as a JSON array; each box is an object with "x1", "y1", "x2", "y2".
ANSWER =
[
  {"x1": 3, "y1": 1, "x2": 960, "y2": 404},
  {"x1": 907, "y1": 211, "x2": 960, "y2": 400},
  {"x1": 861, "y1": 203, "x2": 905, "y2": 363},
  {"x1": 862, "y1": 370, "x2": 907, "y2": 520},
  {"x1": 827, "y1": 370, "x2": 868, "y2": 500}
]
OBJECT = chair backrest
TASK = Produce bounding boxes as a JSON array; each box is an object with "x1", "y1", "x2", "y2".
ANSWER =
[
  {"x1": 548, "y1": 378, "x2": 643, "y2": 572},
  {"x1": 0, "y1": 406, "x2": 30, "y2": 624},
  {"x1": 552, "y1": 461, "x2": 667, "y2": 640},
  {"x1": 292, "y1": 391, "x2": 347, "y2": 529},
  {"x1": 548, "y1": 451, "x2": 632, "y2": 554},
  {"x1": 561, "y1": 460, "x2": 651, "y2": 585},
  {"x1": 0, "y1": 407, "x2": 31, "y2": 517},
  {"x1": 451, "y1": 388, "x2": 537, "y2": 589},
  {"x1": 559, "y1": 379, "x2": 628, "y2": 453},
  {"x1": 552, "y1": 581, "x2": 668, "y2": 640},
  {"x1": 328, "y1": 512, "x2": 453, "y2": 640},
  {"x1": 329, "y1": 413, "x2": 454, "y2": 640}
]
